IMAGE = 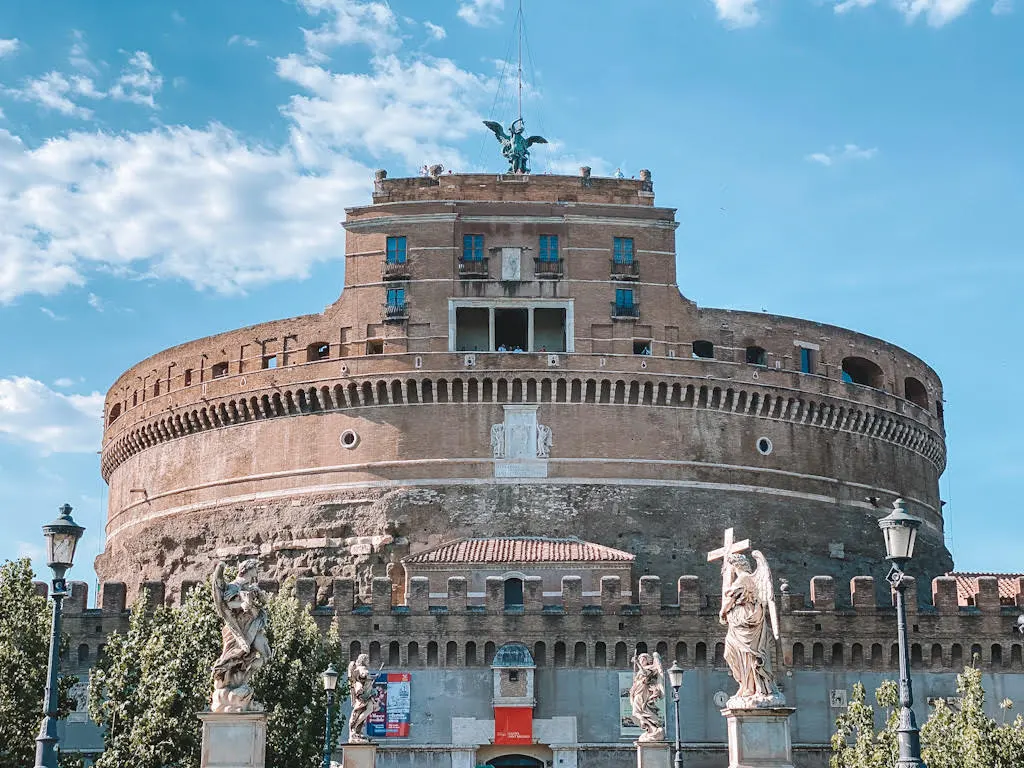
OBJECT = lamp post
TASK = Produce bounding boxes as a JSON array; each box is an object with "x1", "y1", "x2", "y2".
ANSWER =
[
  {"x1": 878, "y1": 498, "x2": 926, "y2": 768},
  {"x1": 321, "y1": 663, "x2": 340, "y2": 768},
  {"x1": 667, "y1": 660, "x2": 684, "y2": 768},
  {"x1": 35, "y1": 503, "x2": 85, "y2": 768}
]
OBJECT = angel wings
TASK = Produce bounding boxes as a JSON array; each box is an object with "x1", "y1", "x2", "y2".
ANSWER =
[
  {"x1": 751, "y1": 550, "x2": 780, "y2": 641},
  {"x1": 482, "y1": 119, "x2": 547, "y2": 174}
]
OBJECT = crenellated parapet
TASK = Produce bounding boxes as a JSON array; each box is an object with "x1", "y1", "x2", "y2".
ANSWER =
[{"x1": 56, "y1": 573, "x2": 1024, "y2": 678}]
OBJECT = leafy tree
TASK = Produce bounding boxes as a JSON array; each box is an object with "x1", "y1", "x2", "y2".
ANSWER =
[
  {"x1": 88, "y1": 580, "x2": 344, "y2": 768},
  {"x1": 832, "y1": 667, "x2": 1024, "y2": 768},
  {"x1": 0, "y1": 558, "x2": 76, "y2": 768}
]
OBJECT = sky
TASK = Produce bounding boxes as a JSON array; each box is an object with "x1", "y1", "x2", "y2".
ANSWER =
[{"x1": 0, "y1": 0, "x2": 1021, "y2": 597}]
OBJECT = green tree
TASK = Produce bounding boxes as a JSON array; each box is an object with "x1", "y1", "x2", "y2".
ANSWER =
[
  {"x1": 88, "y1": 580, "x2": 344, "y2": 768},
  {"x1": 831, "y1": 667, "x2": 1024, "y2": 768},
  {"x1": 0, "y1": 558, "x2": 76, "y2": 768}
]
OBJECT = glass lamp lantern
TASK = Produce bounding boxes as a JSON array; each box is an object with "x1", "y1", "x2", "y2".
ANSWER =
[
  {"x1": 41, "y1": 503, "x2": 85, "y2": 582},
  {"x1": 878, "y1": 498, "x2": 922, "y2": 563},
  {"x1": 321, "y1": 663, "x2": 339, "y2": 692},
  {"x1": 667, "y1": 661, "x2": 684, "y2": 691}
]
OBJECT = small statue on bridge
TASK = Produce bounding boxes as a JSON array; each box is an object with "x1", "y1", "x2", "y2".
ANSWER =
[
  {"x1": 629, "y1": 651, "x2": 666, "y2": 741},
  {"x1": 483, "y1": 118, "x2": 547, "y2": 174}
]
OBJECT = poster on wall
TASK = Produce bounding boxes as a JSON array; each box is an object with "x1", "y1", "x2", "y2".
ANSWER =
[
  {"x1": 617, "y1": 672, "x2": 667, "y2": 739},
  {"x1": 494, "y1": 706, "x2": 533, "y2": 745},
  {"x1": 366, "y1": 672, "x2": 411, "y2": 738}
]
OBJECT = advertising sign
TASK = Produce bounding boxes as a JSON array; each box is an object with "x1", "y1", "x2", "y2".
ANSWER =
[
  {"x1": 494, "y1": 706, "x2": 533, "y2": 745},
  {"x1": 618, "y1": 672, "x2": 667, "y2": 739},
  {"x1": 366, "y1": 672, "x2": 411, "y2": 738}
]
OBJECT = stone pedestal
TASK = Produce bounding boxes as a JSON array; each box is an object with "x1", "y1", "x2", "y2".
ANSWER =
[
  {"x1": 635, "y1": 740, "x2": 672, "y2": 768},
  {"x1": 198, "y1": 711, "x2": 267, "y2": 768},
  {"x1": 721, "y1": 707, "x2": 796, "y2": 768},
  {"x1": 342, "y1": 742, "x2": 377, "y2": 768}
]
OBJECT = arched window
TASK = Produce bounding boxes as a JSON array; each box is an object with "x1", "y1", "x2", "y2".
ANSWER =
[
  {"x1": 503, "y1": 577, "x2": 524, "y2": 607},
  {"x1": 369, "y1": 641, "x2": 381, "y2": 666},
  {"x1": 407, "y1": 642, "x2": 420, "y2": 666},
  {"x1": 695, "y1": 642, "x2": 707, "y2": 665},
  {"x1": 992, "y1": 644, "x2": 1003, "y2": 668},
  {"x1": 745, "y1": 346, "x2": 767, "y2": 366},
  {"x1": 533, "y1": 641, "x2": 547, "y2": 667},
  {"x1": 77, "y1": 644, "x2": 90, "y2": 665},
  {"x1": 692, "y1": 340, "x2": 714, "y2": 359},
  {"x1": 792, "y1": 643, "x2": 805, "y2": 666},
  {"x1": 573, "y1": 642, "x2": 587, "y2": 666},
  {"x1": 951, "y1": 643, "x2": 963, "y2": 668},
  {"x1": 107, "y1": 403, "x2": 121, "y2": 425},
  {"x1": 465, "y1": 641, "x2": 477, "y2": 666},
  {"x1": 349, "y1": 641, "x2": 361, "y2": 661},
  {"x1": 211, "y1": 361, "x2": 229, "y2": 378},
  {"x1": 851, "y1": 643, "x2": 863, "y2": 667},
  {"x1": 904, "y1": 377, "x2": 928, "y2": 409},
  {"x1": 594, "y1": 641, "x2": 607, "y2": 667},
  {"x1": 832, "y1": 643, "x2": 844, "y2": 666},
  {"x1": 841, "y1": 357, "x2": 884, "y2": 388},
  {"x1": 713, "y1": 643, "x2": 725, "y2": 666},
  {"x1": 484, "y1": 641, "x2": 496, "y2": 665},
  {"x1": 445, "y1": 641, "x2": 458, "y2": 666},
  {"x1": 388, "y1": 641, "x2": 400, "y2": 666},
  {"x1": 426, "y1": 641, "x2": 438, "y2": 666},
  {"x1": 931, "y1": 644, "x2": 943, "y2": 668},
  {"x1": 614, "y1": 642, "x2": 627, "y2": 667},
  {"x1": 307, "y1": 342, "x2": 330, "y2": 362},
  {"x1": 554, "y1": 641, "x2": 566, "y2": 667},
  {"x1": 813, "y1": 643, "x2": 825, "y2": 667}
]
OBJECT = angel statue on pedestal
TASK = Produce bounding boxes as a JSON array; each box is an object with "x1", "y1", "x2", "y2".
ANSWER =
[
  {"x1": 483, "y1": 118, "x2": 547, "y2": 174},
  {"x1": 629, "y1": 651, "x2": 666, "y2": 741},
  {"x1": 717, "y1": 548, "x2": 785, "y2": 709},
  {"x1": 210, "y1": 559, "x2": 273, "y2": 713},
  {"x1": 347, "y1": 653, "x2": 383, "y2": 743}
]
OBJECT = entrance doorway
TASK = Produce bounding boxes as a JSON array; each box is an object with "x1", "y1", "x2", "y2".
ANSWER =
[{"x1": 486, "y1": 756, "x2": 544, "y2": 768}]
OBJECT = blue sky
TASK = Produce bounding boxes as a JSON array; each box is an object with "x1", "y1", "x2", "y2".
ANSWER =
[{"x1": 0, "y1": 0, "x2": 1021, "y2": 595}]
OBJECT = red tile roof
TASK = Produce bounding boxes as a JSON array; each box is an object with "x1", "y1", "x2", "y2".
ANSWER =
[
  {"x1": 403, "y1": 537, "x2": 635, "y2": 565},
  {"x1": 946, "y1": 572, "x2": 1023, "y2": 606}
]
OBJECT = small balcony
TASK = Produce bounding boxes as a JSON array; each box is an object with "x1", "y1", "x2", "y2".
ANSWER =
[
  {"x1": 458, "y1": 257, "x2": 489, "y2": 278},
  {"x1": 611, "y1": 302, "x2": 640, "y2": 320},
  {"x1": 610, "y1": 258, "x2": 639, "y2": 280},
  {"x1": 534, "y1": 258, "x2": 564, "y2": 279},
  {"x1": 382, "y1": 260, "x2": 410, "y2": 280},
  {"x1": 382, "y1": 302, "x2": 409, "y2": 323}
]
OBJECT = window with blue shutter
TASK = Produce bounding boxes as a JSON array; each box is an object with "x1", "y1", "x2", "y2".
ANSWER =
[
  {"x1": 462, "y1": 234, "x2": 484, "y2": 261},
  {"x1": 613, "y1": 237, "x2": 634, "y2": 264},
  {"x1": 539, "y1": 235, "x2": 559, "y2": 262},
  {"x1": 386, "y1": 236, "x2": 407, "y2": 264}
]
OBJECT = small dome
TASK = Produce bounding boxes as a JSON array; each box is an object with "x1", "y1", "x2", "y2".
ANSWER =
[{"x1": 491, "y1": 642, "x2": 534, "y2": 668}]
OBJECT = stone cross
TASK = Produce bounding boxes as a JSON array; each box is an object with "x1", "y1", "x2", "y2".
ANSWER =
[{"x1": 707, "y1": 527, "x2": 750, "y2": 564}]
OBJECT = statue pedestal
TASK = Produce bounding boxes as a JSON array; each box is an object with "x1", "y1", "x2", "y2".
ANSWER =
[
  {"x1": 342, "y1": 742, "x2": 377, "y2": 768},
  {"x1": 198, "y1": 711, "x2": 267, "y2": 768},
  {"x1": 635, "y1": 740, "x2": 672, "y2": 768},
  {"x1": 721, "y1": 707, "x2": 796, "y2": 768}
]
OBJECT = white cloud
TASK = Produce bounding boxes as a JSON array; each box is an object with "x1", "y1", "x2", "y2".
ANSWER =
[
  {"x1": 992, "y1": 0, "x2": 1013, "y2": 13},
  {"x1": 53, "y1": 377, "x2": 76, "y2": 387},
  {"x1": 228, "y1": 35, "x2": 260, "y2": 48},
  {"x1": 297, "y1": 0, "x2": 400, "y2": 56},
  {"x1": 0, "y1": 38, "x2": 20, "y2": 59},
  {"x1": 423, "y1": 21, "x2": 447, "y2": 40},
  {"x1": 109, "y1": 51, "x2": 162, "y2": 108},
  {"x1": 834, "y1": 0, "x2": 978, "y2": 24},
  {"x1": 457, "y1": 0, "x2": 505, "y2": 27},
  {"x1": 712, "y1": 0, "x2": 761, "y2": 27},
  {"x1": 834, "y1": 0, "x2": 877, "y2": 12},
  {"x1": 69, "y1": 30, "x2": 100, "y2": 75},
  {"x1": 805, "y1": 143, "x2": 879, "y2": 166},
  {"x1": 0, "y1": 377, "x2": 103, "y2": 454},
  {"x1": 5, "y1": 72, "x2": 99, "y2": 119},
  {"x1": 87, "y1": 293, "x2": 104, "y2": 311},
  {"x1": 40, "y1": 307, "x2": 64, "y2": 320}
]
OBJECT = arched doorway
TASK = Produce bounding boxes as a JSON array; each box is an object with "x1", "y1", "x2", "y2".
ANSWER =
[{"x1": 485, "y1": 755, "x2": 544, "y2": 768}]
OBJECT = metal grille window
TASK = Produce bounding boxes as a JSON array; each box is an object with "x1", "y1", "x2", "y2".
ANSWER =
[
  {"x1": 615, "y1": 288, "x2": 634, "y2": 308},
  {"x1": 613, "y1": 237, "x2": 634, "y2": 264},
  {"x1": 539, "y1": 235, "x2": 559, "y2": 262},
  {"x1": 386, "y1": 236, "x2": 407, "y2": 264},
  {"x1": 462, "y1": 234, "x2": 484, "y2": 261},
  {"x1": 387, "y1": 287, "x2": 406, "y2": 306}
]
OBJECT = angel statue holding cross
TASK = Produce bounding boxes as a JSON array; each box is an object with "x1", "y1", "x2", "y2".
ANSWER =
[{"x1": 708, "y1": 529, "x2": 785, "y2": 709}]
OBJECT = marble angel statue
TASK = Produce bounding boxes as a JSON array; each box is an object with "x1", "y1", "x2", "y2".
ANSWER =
[
  {"x1": 629, "y1": 651, "x2": 666, "y2": 741},
  {"x1": 210, "y1": 559, "x2": 273, "y2": 712},
  {"x1": 347, "y1": 653, "x2": 382, "y2": 743},
  {"x1": 718, "y1": 550, "x2": 785, "y2": 708}
]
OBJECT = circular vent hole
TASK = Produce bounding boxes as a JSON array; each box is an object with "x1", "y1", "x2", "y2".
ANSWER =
[{"x1": 756, "y1": 437, "x2": 773, "y2": 455}]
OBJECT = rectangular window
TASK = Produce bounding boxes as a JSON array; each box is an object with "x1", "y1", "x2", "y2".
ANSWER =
[
  {"x1": 615, "y1": 288, "x2": 634, "y2": 307},
  {"x1": 539, "y1": 235, "x2": 559, "y2": 262},
  {"x1": 261, "y1": 355, "x2": 278, "y2": 369},
  {"x1": 387, "y1": 287, "x2": 406, "y2": 306},
  {"x1": 613, "y1": 237, "x2": 634, "y2": 264},
  {"x1": 386, "y1": 236, "x2": 407, "y2": 264},
  {"x1": 462, "y1": 234, "x2": 484, "y2": 261},
  {"x1": 800, "y1": 347, "x2": 814, "y2": 374}
]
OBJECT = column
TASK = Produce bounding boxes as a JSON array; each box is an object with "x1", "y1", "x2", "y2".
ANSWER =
[
  {"x1": 527, "y1": 307, "x2": 535, "y2": 352},
  {"x1": 488, "y1": 307, "x2": 496, "y2": 352}
]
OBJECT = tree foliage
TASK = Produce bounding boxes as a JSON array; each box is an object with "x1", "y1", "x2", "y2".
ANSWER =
[
  {"x1": 831, "y1": 667, "x2": 1024, "y2": 768},
  {"x1": 0, "y1": 558, "x2": 76, "y2": 768},
  {"x1": 88, "y1": 580, "x2": 344, "y2": 768}
]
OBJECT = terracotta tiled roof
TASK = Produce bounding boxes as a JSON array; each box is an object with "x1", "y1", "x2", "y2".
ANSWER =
[
  {"x1": 946, "y1": 572, "x2": 1023, "y2": 606},
  {"x1": 403, "y1": 537, "x2": 635, "y2": 565}
]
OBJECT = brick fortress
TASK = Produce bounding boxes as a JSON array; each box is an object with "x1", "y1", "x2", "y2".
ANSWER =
[{"x1": 60, "y1": 167, "x2": 1022, "y2": 767}]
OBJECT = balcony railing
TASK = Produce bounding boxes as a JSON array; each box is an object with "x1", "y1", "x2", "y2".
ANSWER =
[
  {"x1": 458, "y1": 257, "x2": 489, "y2": 278},
  {"x1": 610, "y1": 258, "x2": 639, "y2": 280},
  {"x1": 534, "y1": 258, "x2": 564, "y2": 279},
  {"x1": 611, "y1": 302, "x2": 640, "y2": 320},
  {"x1": 382, "y1": 260, "x2": 410, "y2": 280},
  {"x1": 382, "y1": 302, "x2": 409, "y2": 322}
]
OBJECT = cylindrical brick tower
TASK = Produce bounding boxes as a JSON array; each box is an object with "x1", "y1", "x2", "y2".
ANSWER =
[{"x1": 97, "y1": 170, "x2": 950, "y2": 602}]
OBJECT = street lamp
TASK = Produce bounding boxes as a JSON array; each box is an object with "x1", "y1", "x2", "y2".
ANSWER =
[
  {"x1": 321, "y1": 663, "x2": 340, "y2": 768},
  {"x1": 35, "y1": 503, "x2": 85, "y2": 768},
  {"x1": 878, "y1": 498, "x2": 926, "y2": 768},
  {"x1": 667, "y1": 660, "x2": 684, "y2": 768}
]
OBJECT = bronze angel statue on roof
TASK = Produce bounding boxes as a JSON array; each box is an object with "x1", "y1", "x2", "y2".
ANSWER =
[
  {"x1": 210, "y1": 559, "x2": 273, "y2": 712},
  {"x1": 483, "y1": 118, "x2": 547, "y2": 174},
  {"x1": 718, "y1": 549, "x2": 785, "y2": 709}
]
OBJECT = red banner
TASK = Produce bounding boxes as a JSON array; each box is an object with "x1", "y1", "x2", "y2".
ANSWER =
[{"x1": 494, "y1": 706, "x2": 533, "y2": 745}]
